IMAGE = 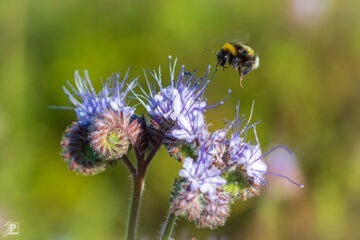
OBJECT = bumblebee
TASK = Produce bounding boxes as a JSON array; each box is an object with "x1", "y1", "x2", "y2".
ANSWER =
[{"x1": 215, "y1": 42, "x2": 259, "y2": 87}]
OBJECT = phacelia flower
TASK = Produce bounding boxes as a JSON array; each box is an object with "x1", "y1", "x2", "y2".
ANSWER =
[
  {"x1": 228, "y1": 134, "x2": 248, "y2": 166},
  {"x1": 169, "y1": 103, "x2": 272, "y2": 227},
  {"x1": 221, "y1": 110, "x2": 268, "y2": 199},
  {"x1": 242, "y1": 144, "x2": 267, "y2": 186},
  {"x1": 170, "y1": 146, "x2": 230, "y2": 228},
  {"x1": 179, "y1": 147, "x2": 226, "y2": 195},
  {"x1": 62, "y1": 70, "x2": 137, "y2": 126},
  {"x1": 61, "y1": 122, "x2": 106, "y2": 175},
  {"x1": 134, "y1": 57, "x2": 212, "y2": 144},
  {"x1": 59, "y1": 70, "x2": 141, "y2": 174},
  {"x1": 89, "y1": 108, "x2": 143, "y2": 161}
]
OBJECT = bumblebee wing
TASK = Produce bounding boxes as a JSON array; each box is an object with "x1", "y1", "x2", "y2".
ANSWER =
[
  {"x1": 209, "y1": 29, "x2": 250, "y2": 45},
  {"x1": 226, "y1": 30, "x2": 250, "y2": 44}
]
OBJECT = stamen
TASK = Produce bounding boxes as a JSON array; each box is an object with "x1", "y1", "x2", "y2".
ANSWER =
[
  {"x1": 262, "y1": 145, "x2": 295, "y2": 159},
  {"x1": 266, "y1": 171, "x2": 304, "y2": 188},
  {"x1": 62, "y1": 86, "x2": 83, "y2": 109},
  {"x1": 245, "y1": 101, "x2": 255, "y2": 128},
  {"x1": 168, "y1": 55, "x2": 177, "y2": 85},
  {"x1": 263, "y1": 145, "x2": 304, "y2": 188},
  {"x1": 129, "y1": 87, "x2": 147, "y2": 108},
  {"x1": 252, "y1": 126, "x2": 260, "y2": 146},
  {"x1": 203, "y1": 65, "x2": 212, "y2": 80},
  {"x1": 84, "y1": 70, "x2": 96, "y2": 94},
  {"x1": 209, "y1": 68, "x2": 218, "y2": 80},
  {"x1": 207, "y1": 89, "x2": 232, "y2": 109},
  {"x1": 143, "y1": 69, "x2": 153, "y2": 97},
  {"x1": 176, "y1": 65, "x2": 186, "y2": 87},
  {"x1": 238, "y1": 101, "x2": 258, "y2": 137}
]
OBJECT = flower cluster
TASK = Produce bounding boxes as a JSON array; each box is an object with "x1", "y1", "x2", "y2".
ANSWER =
[
  {"x1": 135, "y1": 57, "x2": 268, "y2": 229},
  {"x1": 60, "y1": 70, "x2": 145, "y2": 175},
  {"x1": 58, "y1": 57, "x2": 301, "y2": 232},
  {"x1": 166, "y1": 115, "x2": 267, "y2": 228}
]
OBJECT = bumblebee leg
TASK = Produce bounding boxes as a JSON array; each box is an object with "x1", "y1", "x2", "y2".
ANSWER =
[
  {"x1": 221, "y1": 66, "x2": 229, "y2": 71},
  {"x1": 239, "y1": 73, "x2": 244, "y2": 88}
]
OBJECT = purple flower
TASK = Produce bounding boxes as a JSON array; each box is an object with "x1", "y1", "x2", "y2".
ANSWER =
[
  {"x1": 170, "y1": 135, "x2": 234, "y2": 229},
  {"x1": 171, "y1": 145, "x2": 231, "y2": 229},
  {"x1": 179, "y1": 147, "x2": 226, "y2": 194},
  {"x1": 134, "y1": 57, "x2": 213, "y2": 143},
  {"x1": 59, "y1": 70, "x2": 142, "y2": 174},
  {"x1": 226, "y1": 113, "x2": 268, "y2": 187},
  {"x1": 242, "y1": 144, "x2": 267, "y2": 186},
  {"x1": 229, "y1": 133, "x2": 248, "y2": 165},
  {"x1": 171, "y1": 109, "x2": 207, "y2": 142},
  {"x1": 62, "y1": 70, "x2": 137, "y2": 126}
]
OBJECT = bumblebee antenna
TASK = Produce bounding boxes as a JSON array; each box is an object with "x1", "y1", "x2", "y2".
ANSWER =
[{"x1": 203, "y1": 47, "x2": 218, "y2": 56}]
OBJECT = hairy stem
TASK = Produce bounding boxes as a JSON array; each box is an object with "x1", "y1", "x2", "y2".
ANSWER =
[
  {"x1": 123, "y1": 155, "x2": 136, "y2": 177},
  {"x1": 145, "y1": 142, "x2": 162, "y2": 167},
  {"x1": 126, "y1": 171, "x2": 145, "y2": 240},
  {"x1": 160, "y1": 211, "x2": 177, "y2": 240},
  {"x1": 125, "y1": 133, "x2": 163, "y2": 239}
]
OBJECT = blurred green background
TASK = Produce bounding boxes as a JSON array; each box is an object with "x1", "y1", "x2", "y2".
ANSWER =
[{"x1": 1, "y1": 0, "x2": 359, "y2": 239}]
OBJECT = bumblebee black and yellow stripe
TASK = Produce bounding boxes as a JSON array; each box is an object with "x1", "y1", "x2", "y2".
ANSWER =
[
  {"x1": 215, "y1": 41, "x2": 259, "y2": 87},
  {"x1": 222, "y1": 43, "x2": 237, "y2": 56},
  {"x1": 242, "y1": 45, "x2": 255, "y2": 57}
]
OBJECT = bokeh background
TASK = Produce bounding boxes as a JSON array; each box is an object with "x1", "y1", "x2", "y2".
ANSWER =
[{"x1": 1, "y1": 0, "x2": 359, "y2": 239}]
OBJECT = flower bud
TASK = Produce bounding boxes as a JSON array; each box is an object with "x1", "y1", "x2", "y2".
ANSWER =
[
  {"x1": 61, "y1": 122, "x2": 106, "y2": 175},
  {"x1": 196, "y1": 190, "x2": 230, "y2": 229},
  {"x1": 89, "y1": 109, "x2": 142, "y2": 161},
  {"x1": 171, "y1": 189, "x2": 202, "y2": 222}
]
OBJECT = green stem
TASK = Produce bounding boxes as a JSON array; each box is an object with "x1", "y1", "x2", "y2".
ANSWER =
[
  {"x1": 126, "y1": 172, "x2": 145, "y2": 240},
  {"x1": 160, "y1": 211, "x2": 177, "y2": 240},
  {"x1": 125, "y1": 133, "x2": 162, "y2": 239}
]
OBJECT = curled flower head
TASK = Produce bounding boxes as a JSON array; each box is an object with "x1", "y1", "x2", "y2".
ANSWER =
[
  {"x1": 206, "y1": 129, "x2": 230, "y2": 169},
  {"x1": 62, "y1": 70, "x2": 137, "y2": 126},
  {"x1": 170, "y1": 189, "x2": 202, "y2": 222},
  {"x1": 89, "y1": 108, "x2": 143, "y2": 161},
  {"x1": 170, "y1": 179, "x2": 231, "y2": 229},
  {"x1": 61, "y1": 122, "x2": 106, "y2": 175},
  {"x1": 196, "y1": 190, "x2": 230, "y2": 229}
]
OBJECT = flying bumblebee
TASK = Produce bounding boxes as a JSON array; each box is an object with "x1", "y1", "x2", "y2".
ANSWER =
[{"x1": 206, "y1": 42, "x2": 259, "y2": 87}]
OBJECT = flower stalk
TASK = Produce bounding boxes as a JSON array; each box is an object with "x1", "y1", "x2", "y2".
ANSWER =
[
  {"x1": 126, "y1": 140, "x2": 162, "y2": 240},
  {"x1": 160, "y1": 211, "x2": 177, "y2": 240},
  {"x1": 126, "y1": 169, "x2": 145, "y2": 240}
]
